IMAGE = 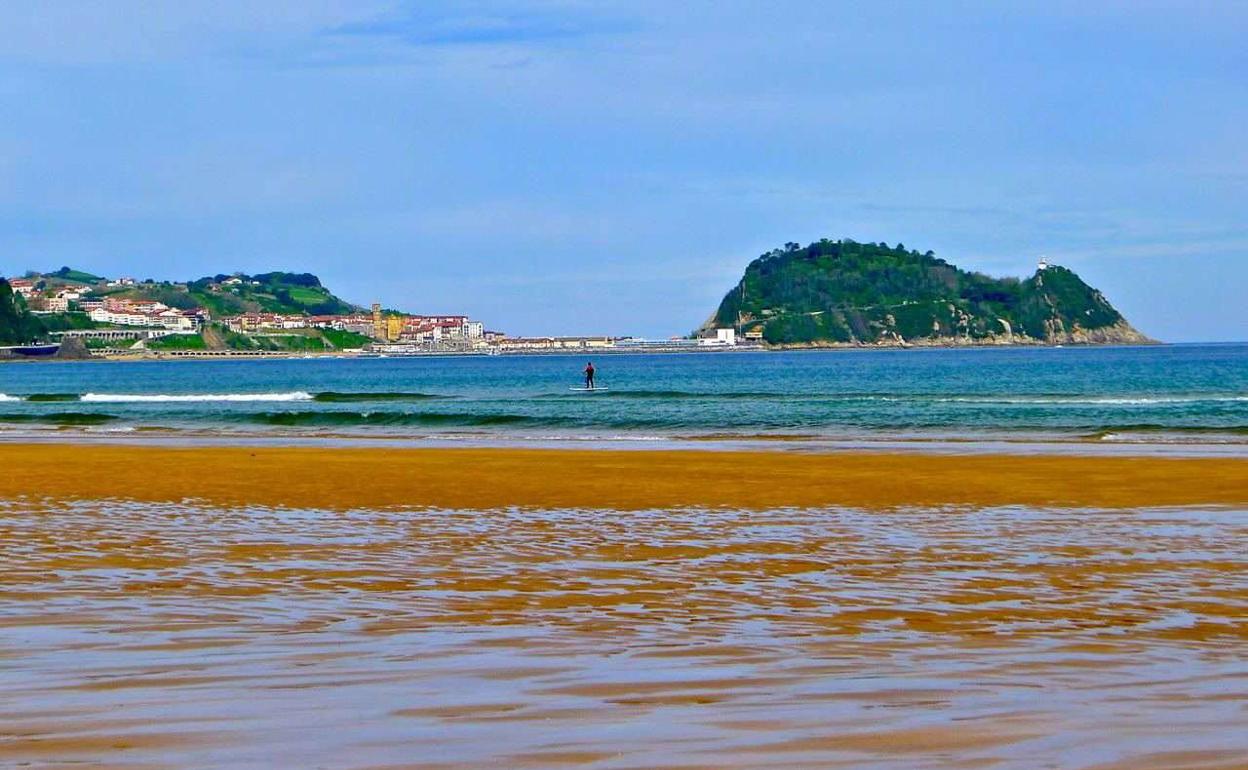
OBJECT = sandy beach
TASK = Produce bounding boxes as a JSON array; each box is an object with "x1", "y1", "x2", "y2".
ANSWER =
[
  {"x1": 2, "y1": 441, "x2": 1247, "y2": 768},
  {"x1": 2, "y1": 443, "x2": 1246, "y2": 510}
]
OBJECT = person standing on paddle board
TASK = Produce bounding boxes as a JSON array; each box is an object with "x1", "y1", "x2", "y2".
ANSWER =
[{"x1": 584, "y1": 361, "x2": 596, "y2": 390}]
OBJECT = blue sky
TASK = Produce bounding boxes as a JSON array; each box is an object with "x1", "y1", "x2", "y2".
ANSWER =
[{"x1": 0, "y1": 1, "x2": 1244, "y2": 340}]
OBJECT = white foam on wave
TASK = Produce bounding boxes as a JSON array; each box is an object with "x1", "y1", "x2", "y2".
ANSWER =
[
  {"x1": 81, "y1": 392, "x2": 314, "y2": 403},
  {"x1": 0, "y1": 394, "x2": 21, "y2": 402}
]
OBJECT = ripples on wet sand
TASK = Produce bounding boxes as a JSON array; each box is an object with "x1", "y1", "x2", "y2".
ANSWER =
[{"x1": 2, "y1": 497, "x2": 1246, "y2": 769}]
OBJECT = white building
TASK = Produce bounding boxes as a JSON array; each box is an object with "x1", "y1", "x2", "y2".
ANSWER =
[
  {"x1": 698, "y1": 328, "x2": 737, "y2": 347},
  {"x1": 157, "y1": 309, "x2": 197, "y2": 331},
  {"x1": 88, "y1": 306, "x2": 193, "y2": 330}
]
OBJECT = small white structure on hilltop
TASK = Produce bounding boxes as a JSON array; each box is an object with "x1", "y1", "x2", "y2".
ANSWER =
[{"x1": 1037, "y1": 256, "x2": 1050, "y2": 271}]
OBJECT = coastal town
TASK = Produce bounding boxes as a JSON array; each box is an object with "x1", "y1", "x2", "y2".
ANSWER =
[{"x1": 2, "y1": 270, "x2": 748, "y2": 358}]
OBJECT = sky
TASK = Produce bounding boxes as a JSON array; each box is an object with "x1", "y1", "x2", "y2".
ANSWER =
[{"x1": 0, "y1": 1, "x2": 1244, "y2": 341}]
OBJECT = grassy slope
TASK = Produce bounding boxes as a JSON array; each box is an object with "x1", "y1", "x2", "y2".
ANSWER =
[{"x1": 47, "y1": 267, "x2": 105, "y2": 284}]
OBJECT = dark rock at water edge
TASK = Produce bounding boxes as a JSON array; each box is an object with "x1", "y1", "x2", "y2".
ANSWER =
[{"x1": 53, "y1": 336, "x2": 94, "y2": 360}]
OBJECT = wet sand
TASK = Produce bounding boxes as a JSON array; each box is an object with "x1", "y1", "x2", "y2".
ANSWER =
[
  {"x1": 1, "y1": 443, "x2": 1246, "y2": 510},
  {"x1": 2, "y1": 443, "x2": 1247, "y2": 768}
]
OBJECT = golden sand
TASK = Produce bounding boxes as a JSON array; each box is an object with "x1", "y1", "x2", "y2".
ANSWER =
[
  {"x1": 2, "y1": 443, "x2": 1246, "y2": 767},
  {"x1": 1, "y1": 442, "x2": 1245, "y2": 509}
]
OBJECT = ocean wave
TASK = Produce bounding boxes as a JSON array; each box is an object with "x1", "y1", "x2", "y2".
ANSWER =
[
  {"x1": 312, "y1": 391, "x2": 447, "y2": 402},
  {"x1": 935, "y1": 395, "x2": 1248, "y2": 406},
  {"x1": 549, "y1": 390, "x2": 1248, "y2": 405},
  {"x1": 1084, "y1": 424, "x2": 1248, "y2": 439},
  {"x1": 0, "y1": 412, "x2": 120, "y2": 425},
  {"x1": 584, "y1": 389, "x2": 784, "y2": 399},
  {"x1": 12, "y1": 391, "x2": 450, "y2": 404},
  {"x1": 238, "y1": 411, "x2": 722, "y2": 430},
  {"x1": 12, "y1": 390, "x2": 1245, "y2": 407},
  {"x1": 245, "y1": 411, "x2": 560, "y2": 427},
  {"x1": 81, "y1": 392, "x2": 314, "y2": 403}
]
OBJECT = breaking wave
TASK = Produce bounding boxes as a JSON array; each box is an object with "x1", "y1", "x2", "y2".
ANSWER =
[
  {"x1": 12, "y1": 391, "x2": 448, "y2": 404},
  {"x1": 82, "y1": 392, "x2": 315, "y2": 403},
  {"x1": 1083, "y1": 424, "x2": 1248, "y2": 438}
]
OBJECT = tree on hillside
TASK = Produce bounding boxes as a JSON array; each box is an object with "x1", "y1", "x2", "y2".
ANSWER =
[{"x1": 0, "y1": 279, "x2": 46, "y2": 344}]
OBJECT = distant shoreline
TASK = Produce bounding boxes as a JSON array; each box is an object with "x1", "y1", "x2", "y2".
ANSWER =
[{"x1": 1, "y1": 338, "x2": 1165, "y2": 363}]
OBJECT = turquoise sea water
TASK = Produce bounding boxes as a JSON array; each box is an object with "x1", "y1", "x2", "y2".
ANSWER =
[{"x1": 0, "y1": 344, "x2": 1245, "y2": 448}]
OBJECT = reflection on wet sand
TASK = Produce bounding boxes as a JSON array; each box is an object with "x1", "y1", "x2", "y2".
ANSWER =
[{"x1": 2, "y1": 496, "x2": 1245, "y2": 768}]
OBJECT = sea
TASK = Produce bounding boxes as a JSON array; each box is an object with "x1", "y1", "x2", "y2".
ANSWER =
[{"x1": 1, "y1": 343, "x2": 1246, "y2": 451}]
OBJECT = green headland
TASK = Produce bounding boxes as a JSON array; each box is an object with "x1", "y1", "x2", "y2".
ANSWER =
[{"x1": 703, "y1": 239, "x2": 1151, "y2": 346}]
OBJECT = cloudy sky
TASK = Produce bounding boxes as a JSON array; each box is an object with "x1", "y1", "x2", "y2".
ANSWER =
[{"x1": 1, "y1": 1, "x2": 1244, "y2": 339}]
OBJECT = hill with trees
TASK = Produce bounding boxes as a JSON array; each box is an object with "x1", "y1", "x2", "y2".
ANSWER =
[
  {"x1": 17, "y1": 268, "x2": 364, "y2": 317},
  {"x1": 704, "y1": 239, "x2": 1151, "y2": 345},
  {"x1": 183, "y1": 272, "x2": 359, "y2": 316},
  {"x1": 4, "y1": 268, "x2": 368, "y2": 350}
]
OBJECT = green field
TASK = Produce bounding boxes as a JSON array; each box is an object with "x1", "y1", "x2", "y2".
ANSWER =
[
  {"x1": 146, "y1": 334, "x2": 207, "y2": 350},
  {"x1": 321, "y1": 328, "x2": 372, "y2": 349}
]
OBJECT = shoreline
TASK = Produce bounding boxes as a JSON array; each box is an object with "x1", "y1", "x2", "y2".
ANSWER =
[
  {"x1": 3, "y1": 429, "x2": 1248, "y2": 459},
  {"x1": 3, "y1": 442, "x2": 1245, "y2": 510},
  {"x1": 0, "y1": 339, "x2": 1175, "y2": 363}
]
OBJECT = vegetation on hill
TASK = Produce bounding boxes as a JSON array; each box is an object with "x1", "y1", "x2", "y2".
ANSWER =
[
  {"x1": 46, "y1": 266, "x2": 104, "y2": 284},
  {"x1": 145, "y1": 333, "x2": 207, "y2": 351},
  {"x1": 6, "y1": 266, "x2": 371, "y2": 353},
  {"x1": 0, "y1": 279, "x2": 46, "y2": 344},
  {"x1": 38, "y1": 312, "x2": 102, "y2": 332},
  {"x1": 706, "y1": 239, "x2": 1149, "y2": 345},
  {"x1": 136, "y1": 324, "x2": 365, "y2": 354},
  {"x1": 320, "y1": 328, "x2": 373, "y2": 349},
  {"x1": 185, "y1": 272, "x2": 359, "y2": 315},
  {"x1": 21, "y1": 267, "x2": 363, "y2": 318}
]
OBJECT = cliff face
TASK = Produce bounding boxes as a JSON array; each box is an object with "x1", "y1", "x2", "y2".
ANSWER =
[{"x1": 705, "y1": 240, "x2": 1153, "y2": 345}]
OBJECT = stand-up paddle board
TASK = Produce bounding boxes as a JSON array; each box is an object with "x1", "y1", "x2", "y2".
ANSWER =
[{"x1": 569, "y1": 386, "x2": 609, "y2": 391}]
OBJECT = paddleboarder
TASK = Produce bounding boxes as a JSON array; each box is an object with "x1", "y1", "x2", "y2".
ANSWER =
[{"x1": 584, "y1": 361, "x2": 596, "y2": 390}]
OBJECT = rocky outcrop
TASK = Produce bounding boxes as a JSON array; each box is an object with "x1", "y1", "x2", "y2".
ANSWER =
[
  {"x1": 53, "y1": 336, "x2": 94, "y2": 360},
  {"x1": 1043, "y1": 319, "x2": 1154, "y2": 345}
]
